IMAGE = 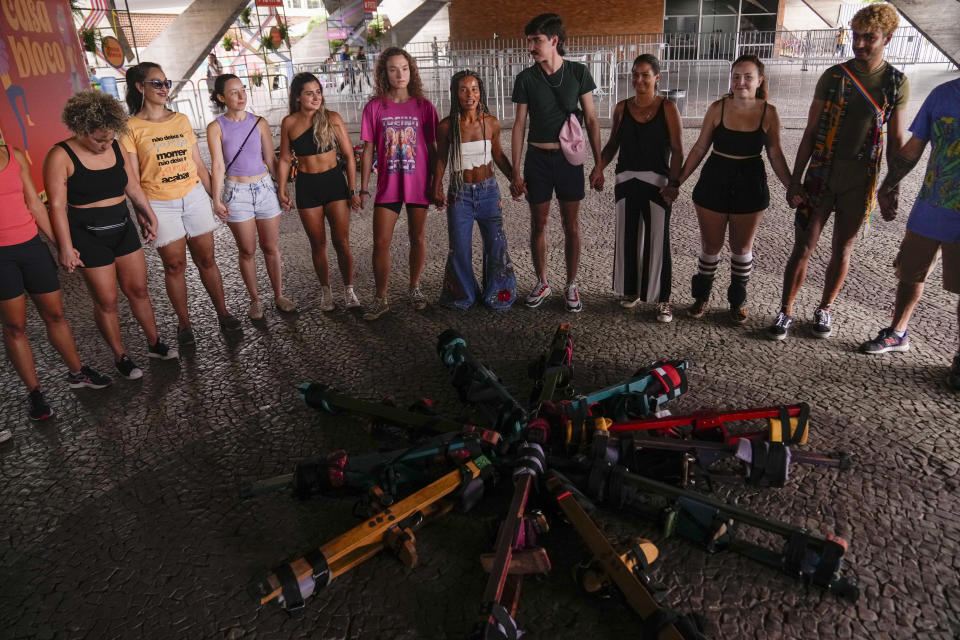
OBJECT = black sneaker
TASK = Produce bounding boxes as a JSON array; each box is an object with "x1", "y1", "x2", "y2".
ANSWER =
[
  {"x1": 218, "y1": 314, "x2": 243, "y2": 334},
  {"x1": 115, "y1": 354, "x2": 143, "y2": 380},
  {"x1": 767, "y1": 311, "x2": 793, "y2": 341},
  {"x1": 148, "y1": 340, "x2": 179, "y2": 360},
  {"x1": 812, "y1": 307, "x2": 833, "y2": 339},
  {"x1": 28, "y1": 388, "x2": 53, "y2": 421},
  {"x1": 177, "y1": 326, "x2": 196, "y2": 347},
  {"x1": 67, "y1": 365, "x2": 113, "y2": 390}
]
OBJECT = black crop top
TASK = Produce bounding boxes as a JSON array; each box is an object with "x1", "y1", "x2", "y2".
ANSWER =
[
  {"x1": 712, "y1": 99, "x2": 767, "y2": 157},
  {"x1": 290, "y1": 127, "x2": 335, "y2": 157},
  {"x1": 57, "y1": 140, "x2": 128, "y2": 205}
]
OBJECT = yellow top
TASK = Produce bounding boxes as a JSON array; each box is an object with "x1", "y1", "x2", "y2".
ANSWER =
[{"x1": 120, "y1": 112, "x2": 201, "y2": 200}]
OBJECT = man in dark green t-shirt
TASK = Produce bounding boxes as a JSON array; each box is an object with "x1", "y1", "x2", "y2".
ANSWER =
[
  {"x1": 767, "y1": 3, "x2": 908, "y2": 342},
  {"x1": 511, "y1": 13, "x2": 601, "y2": 312}
]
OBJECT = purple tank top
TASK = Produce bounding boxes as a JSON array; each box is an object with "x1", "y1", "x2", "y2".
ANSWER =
[{"x1": 217, "y1": 112, "x2": 266, "y2": 177}]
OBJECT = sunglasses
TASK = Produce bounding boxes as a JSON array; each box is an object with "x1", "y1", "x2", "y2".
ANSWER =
[{"x1": 145, "y1": 79, "x2": 173, "y2": 90}]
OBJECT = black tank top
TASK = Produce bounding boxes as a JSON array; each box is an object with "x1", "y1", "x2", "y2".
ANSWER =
[
  {"x1": 57, "y1": 140, "x2": 128, "y2": 205},
  {"x1": 290, "y1": 127, "x2": 335, "y2": 157},
  {"x1": 712, "y1": 99, "x2": 767, "y2": 156},
  {"x1": 615, "y1": 99, "x2": 670, "y2": 175}
]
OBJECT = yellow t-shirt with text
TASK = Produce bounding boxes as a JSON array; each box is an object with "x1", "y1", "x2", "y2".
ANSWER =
[{"x1": 120, "y1": 112, "x2": 201, "y2": 200}]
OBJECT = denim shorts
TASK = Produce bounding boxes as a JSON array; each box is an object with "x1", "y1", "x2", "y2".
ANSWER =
[
  {"x1": 150, "y1": 184, "x2": 218, "y2": 248},
  {"x1": 223, "y1": 176, "x2": 282, "y2": 223}
]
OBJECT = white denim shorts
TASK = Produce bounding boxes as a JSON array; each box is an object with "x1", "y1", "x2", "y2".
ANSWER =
[
  {"x1": 150, "y1": 184, "x2": 218, "y2": 248},
  {"x1": 223, "y1": 175, "x2": 283, "y2": 223}
]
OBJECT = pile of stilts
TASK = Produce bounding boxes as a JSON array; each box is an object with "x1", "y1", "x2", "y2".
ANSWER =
[{"x1": 244, "y1": 324, "x2": 857, "y2": 639}]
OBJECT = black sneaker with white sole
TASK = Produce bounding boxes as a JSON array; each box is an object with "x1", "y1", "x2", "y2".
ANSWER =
[
  {"x1": 812, "y1": 307, "x2": 833, "y2": 338},
  {"x1": 767, "y1": 311, "x2": 793, "y2": 341},
  {"x1": 148, "y1": 340, "x2": 179, "y2": 360},
  {"x1": 67, "y1": 365, "x2": 113, "y2": 389},
  {"x1": 115, "y1": 354, "x2": 143, "y2": 380}
]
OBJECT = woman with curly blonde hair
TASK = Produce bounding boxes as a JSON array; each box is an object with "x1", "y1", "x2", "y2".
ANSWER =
[
  {"x1": 359, "y1": 47, "x2": 438, "y2": 320},
  {"x1": 44, "y1": 90, "x2": 178, "y2": 382}
]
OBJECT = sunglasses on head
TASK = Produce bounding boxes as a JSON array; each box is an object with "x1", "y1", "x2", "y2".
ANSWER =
[{"x1": 145, "y1": 79, "x2": 173, "y2": 90}]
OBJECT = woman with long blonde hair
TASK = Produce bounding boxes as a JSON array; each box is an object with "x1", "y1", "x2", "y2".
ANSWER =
[{"x1": 277, "y1": 72, "x2": 360, "y2": 312}]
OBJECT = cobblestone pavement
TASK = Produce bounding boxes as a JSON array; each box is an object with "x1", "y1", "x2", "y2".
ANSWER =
[{"x1": 1, "y1": 128, "x2": 958, "y2": 640}]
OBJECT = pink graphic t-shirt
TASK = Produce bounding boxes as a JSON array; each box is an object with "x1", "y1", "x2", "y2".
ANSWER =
[{"x1": 361, "y1": 96, "x2": 439, "y2": 205}]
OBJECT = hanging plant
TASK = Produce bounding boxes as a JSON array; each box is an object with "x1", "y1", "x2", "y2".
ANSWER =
[
  {"x1": 275, "y1": 21, "x2": 289, "y2": 47},
  {"x1": 259, "y1": 36, "x2": 279, "y2": 52},
  {"x1": 239, "y1": 7, "x2": 252, "y2": 28},
  {"x1": 222, "y1": 35, "x2": 235, "y2": 52},
  {"x1": 79, "y1": 28, "x2": 98, "y2": 53},
  {"x1": 251, "y1": 71, "x2": 263, "y2": 87}
]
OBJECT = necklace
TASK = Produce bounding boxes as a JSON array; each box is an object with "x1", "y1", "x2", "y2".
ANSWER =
[
  {"x1": 631, "y1": 96, "x2": 659, "y2": 122},
  {"x1": 539, "y1": 62, "x2": 564, "y2": 88}
]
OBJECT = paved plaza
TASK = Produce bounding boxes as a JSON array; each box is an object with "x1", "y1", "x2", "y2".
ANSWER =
[{"x1": 1, "y1": 126, "x2": 959, "y2": 639}]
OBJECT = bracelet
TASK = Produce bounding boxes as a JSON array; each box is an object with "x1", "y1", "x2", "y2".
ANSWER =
[
  {"x1": 350, "y1": 189, "x2": 358, "y2": 195},
  {"x1": 359, "y1": 189, "x2": 370, "y2": 196}
]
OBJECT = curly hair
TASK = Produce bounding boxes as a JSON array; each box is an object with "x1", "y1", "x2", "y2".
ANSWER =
[
  {"x1": 850, "y1": 3, "x2": 899, "y2": 36},
  {"x1": 61, "y1": 89, "x2": 129, "y2": 137},
  {"x1": 373, "y1": 47, "x2": 424, "y2": 102},
  {"x1": 209, "y1": 73, "x2": 240, "y2": 111}
]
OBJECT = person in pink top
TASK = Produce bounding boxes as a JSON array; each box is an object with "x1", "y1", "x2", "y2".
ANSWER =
[
  {"x1": 0, "y1": 144, "x2": 113, "y2": 424},
  {"x1": 359, "y1": 47, "x2": 439, "y2": 320}
]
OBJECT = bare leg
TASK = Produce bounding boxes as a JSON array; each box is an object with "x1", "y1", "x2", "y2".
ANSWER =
[
  {"x1": 228, "y1": 219, "x2": 260, "y2": 302},
  {"x1": 256, "y1": 215, "x2": 284, "y2": 299},
  {"x1": 299, "y1": 206, "x2": 330, "y2": 287},
  {"x1": 727, "y1": 211, "x2": 764, "y2": 255},
  {"x1": 694, "y1": 205, "x2": 729, "y2": 255},
  {"x1": 81, "y1": 263, "x2": 126, "y2": 359},
  {"x1": 407, "y1": 206, "x2": 428, "y2": 287},
  {"x1": 157, "y1": 238, "x2": 190, "y2": 330},
  {"x1": 186, "y1": 232, "x2": 230, "y2": 317},
  {"x1": 372, "y1": 207, "x2": 400, "y2": 297},
  {"x1": 558, "y1": 200, "x2": 581, "y2": 284},
  {"x1": 324, "y1": 200, "x2": 355, "y2": 287},
  {"x1": 115, "y1": 249, "x2": 160, "y2": 346},
  {"x1": 818, "y1": 210, "x2": 863, "y2": 310},
  {"x1": 31, "y1": 290, "x2": 83, "y2": 372},
  {"x1": 529, "y1": 202, "x2": 551, "y2": 283},
  {"x1": 780, "y1": 214, "x2": 829, "y2": 315},
  {"x1": 1, "y1": 294, "x2": 40, "y2": 389}
]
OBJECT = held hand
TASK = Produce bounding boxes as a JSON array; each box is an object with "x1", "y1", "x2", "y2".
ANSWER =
[
  {"x1": 213, "y1": 201, "x2": 229, "y2": 221},
  {"x1": 350, "y1": 194, "x2": 361, "y2": 211},
  {"x1": 589, "y1": 167, "x2": 604, "y2": 191},
  {"x1": 360, "y1": 193, "x2": 369, "y2": 209},
  {"x1": 786, "y1": 184, "x2": 805, "y2": 209},
  {"x1": 59, "y1": 248, "x2": 84, "y2": 274},
  {"x1": 138, "y1": 213, "x2": 158, "y2": 244},
  {"x1": 877, "y1": 186, "x2": 899, "y2": 221},
  {"x1": 279, "y1": 190, "x2": 292, "y2": 212},
  {"x1": 510, "y1": 172, "x2": 527, "y2": 201},
  {"x1": 659, "y1": 184, "x2": 679, "y2": 205},
  {"x1": 433, "y1": 190, "x2": 447, "y2": 209}
]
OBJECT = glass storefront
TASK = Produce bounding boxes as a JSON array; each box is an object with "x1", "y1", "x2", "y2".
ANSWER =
[{"x1": 664, "y1": 0, "x2": 779, "y2": 59}]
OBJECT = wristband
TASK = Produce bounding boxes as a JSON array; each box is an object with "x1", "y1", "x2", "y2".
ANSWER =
[{"x1": 359, "y1": 189, "x2": 370, "y2": 196}]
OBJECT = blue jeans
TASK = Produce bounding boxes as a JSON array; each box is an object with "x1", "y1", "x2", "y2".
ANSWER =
[{"x1": 440, "y1": 178, "x2": 516, "y2": 310}]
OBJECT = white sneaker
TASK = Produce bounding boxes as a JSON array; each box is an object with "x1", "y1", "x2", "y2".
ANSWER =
[
  {"x1": 319, "y1": 285, "x2": 335, "y2": 312},
  {"x1": 620, "y1": 296, "x2": 643, "y2": 309},
  {"x1": 409, "y1": 284, "x2": 428, "y2": 311},
  {"x1": 525, "y1": 282, "x2": 552, "y2": 308},
  {"x1": 564, "y1": 282, "x2": 583, "y2": 313},
  {"x1": 656, "y1": 302, "x2": 673, "y2": 323},
  {"x1": 363, "y1": 296, "x2": 389, "y2": 321},
  {"x1": 345, "y1": 286, "x2": 360, "y2": 309}
]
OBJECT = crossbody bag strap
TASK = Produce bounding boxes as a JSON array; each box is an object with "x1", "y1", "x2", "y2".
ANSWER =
[
  {"x1": 838, "y1": 64, "x2": 886, "y2": 122},
  {"x1": 224, "y1": 116, "x2": 263, "y2": 174}
]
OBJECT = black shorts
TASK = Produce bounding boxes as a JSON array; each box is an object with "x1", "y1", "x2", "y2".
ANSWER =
[
  {"x1": 524, "y1": 146, "x2": 585, "y2": 205},
  {"x1": 376, "y1": 202, "x2": 429, "y2": 215},
  {"x1": 68, "y1": 202, "x2": 142, "y2": 268},
  {"x1": 0, "y1": 234, "x2": 60, "y2": 301},
  {"x1": 692, "y1": 154, "x2": 770, "y2": 214},
  {"x1": 295, "y1": 167, "x2": 349, "y2": 209}
]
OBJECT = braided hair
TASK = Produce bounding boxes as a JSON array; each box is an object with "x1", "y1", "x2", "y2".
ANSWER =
[{"x1": 446, "y1": 70, "x2": 490, "y2": 197}]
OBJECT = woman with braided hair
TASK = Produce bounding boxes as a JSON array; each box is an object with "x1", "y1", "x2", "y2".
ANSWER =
[{"x1": 433, "y1": 70, "x2": 518, "y2": 310}]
